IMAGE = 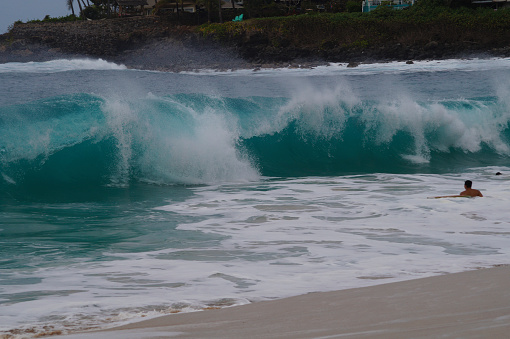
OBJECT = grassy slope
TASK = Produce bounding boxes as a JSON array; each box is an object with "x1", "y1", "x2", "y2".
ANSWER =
[{"x1": 197, "y1": 6, "x2": 510, "y2": 62}]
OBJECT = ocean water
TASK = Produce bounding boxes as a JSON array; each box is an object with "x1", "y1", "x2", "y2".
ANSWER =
[{"x1": 1, "y1": 58, "x2": 510, "y2": 338}]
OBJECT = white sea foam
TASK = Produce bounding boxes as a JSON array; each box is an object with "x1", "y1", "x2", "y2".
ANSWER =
[
  {"x1": 0, "y1": 58, "x2": 127, "y2": 73},
  {"x1": 1, "y1": 57, "x2": 509, "y2": 77},
  {"x1": 2, "y1": 167, "x2": 509, "y2": 337},
  {"x1": 178, "y1": 57, "x2": 510, "y2": 76}
]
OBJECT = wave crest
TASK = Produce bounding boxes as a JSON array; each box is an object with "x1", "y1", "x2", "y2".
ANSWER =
[{"x1": 1, "y1": 91, "x2": 509, "y2": 192}]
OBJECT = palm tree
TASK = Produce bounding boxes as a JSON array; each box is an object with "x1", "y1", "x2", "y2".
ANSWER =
[
  {"x1": 76, "y1": 0, "x2": 84, "y2": 17},
  {"x1": 67, "y1": 0, "x2": 76, "y2": 16}
]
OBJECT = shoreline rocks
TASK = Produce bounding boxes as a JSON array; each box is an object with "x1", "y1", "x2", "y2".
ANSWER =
[{"x1": 1, "y1": 16, "x2": 510, "y2": 72}]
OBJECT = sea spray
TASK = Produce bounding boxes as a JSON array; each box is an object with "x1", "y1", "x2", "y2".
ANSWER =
[
  {"x1": 100, "y1": 94, "x2": 260, "y2": 186},
  {"x1": 0, "y1": 58, "x2": 127, "y2": 74},
  {"x1": 276, "y1": 81, "x2": 358, "y2": 140},
  {"x1": 2, "y1": 91, "x2": 510, "y2": 192},
  {"x1": 102, "y1": 98, "x2": 137, "y2": 187}
]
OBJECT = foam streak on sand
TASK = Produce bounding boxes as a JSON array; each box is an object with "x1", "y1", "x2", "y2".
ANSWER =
[{"x1": 61, "y1": 266, "x2": 510, "y2": 339}]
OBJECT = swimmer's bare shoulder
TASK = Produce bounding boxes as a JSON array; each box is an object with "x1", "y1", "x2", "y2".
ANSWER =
[{"x1": 460, "y1": 188, "x2": 483, "y2": 197}]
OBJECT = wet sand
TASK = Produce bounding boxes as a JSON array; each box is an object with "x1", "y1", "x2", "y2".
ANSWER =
[{"x1": 62, "y1": 266, "x2": 510, "y2": 339}]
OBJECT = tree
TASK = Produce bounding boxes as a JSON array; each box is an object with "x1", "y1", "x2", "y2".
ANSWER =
[
  {"x1": 175, "y1": 0, "x2": 180, "y2": 22},
  {"x1": 218, "y1": 0, "x2": 223, "y2": 23},
  {"x1": 76, "y1": 0, "x2": 84, "y2": 17},
  {"x1": 80, "y1": 0, "x2": 89, "y2": 10},
  {"x1": 196, "y1": 0, "x2": 214, "y2": 22},
  {"x1": 67, "y1": 0, "x2": 76, "y2": 16},
  {"x1": 91, "y1": 0, "x2": 114, "y2": 15}
]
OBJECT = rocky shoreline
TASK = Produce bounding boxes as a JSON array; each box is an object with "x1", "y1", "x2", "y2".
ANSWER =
[
  {"x1": 0, "y1": 17, "x2": 251, "y2": 71},
  {"x1": 1, "y1": 16, "x2": 510, "y2": 71}
]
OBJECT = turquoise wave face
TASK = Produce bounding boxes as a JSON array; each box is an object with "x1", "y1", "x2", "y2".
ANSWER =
[
  {"x1": 243, "y1": 96, "x2": 510, "y2": 176},
  {"x1": 1, "y1": 93, "x2": 509, "y2": 195}
]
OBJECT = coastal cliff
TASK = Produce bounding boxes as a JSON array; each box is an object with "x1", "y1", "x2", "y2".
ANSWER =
[
  {"x1": 2, "y1": 11, "x2": 510, "y2": 71},
  {"x1": 0, "y1": 17, "x2": 251, "y2": 71}
]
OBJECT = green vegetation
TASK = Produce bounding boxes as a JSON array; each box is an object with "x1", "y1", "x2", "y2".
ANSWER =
[
  {"x1": 13, "y1": 0, "x2": 510, "y2": 28},
  {"x1": 197, "y1": 3, "x2": 510, "y2": 50},
  {"x1": 7, "y1": 15, "x2": 80, "y2": 32},
  {"x1": 25, "y1": 14, "x2": 81, "y2": 24},
  {"x1": 5, "y1": 0, "x2": 509, "y2": 62},
  {"x1": 8, "y1": 0, "x2": 510, "y2": 58}
]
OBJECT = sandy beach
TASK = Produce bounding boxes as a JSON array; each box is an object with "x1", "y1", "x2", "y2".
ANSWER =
[{"x1": 60, "y1": 266, "x2": 510, "y2": 339}]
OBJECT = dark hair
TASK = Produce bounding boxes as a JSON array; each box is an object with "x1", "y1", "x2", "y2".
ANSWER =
[{"x1": 465, "y1": 180, "x2": 472, "y2": 188}]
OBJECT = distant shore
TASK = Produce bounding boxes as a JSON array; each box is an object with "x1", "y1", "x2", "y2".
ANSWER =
[{"x1": 1, "y1": 14, "x2": 510, "y2": 72}]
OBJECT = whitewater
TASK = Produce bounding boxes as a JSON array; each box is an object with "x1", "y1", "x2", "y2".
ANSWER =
[{"x1": 1, "y1": 58, "x2": 510, "y2": 338}]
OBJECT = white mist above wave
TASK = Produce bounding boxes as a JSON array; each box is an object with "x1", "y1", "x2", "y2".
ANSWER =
[
  {"x1": 101, "y1": 95, "x2": 260, "y2": 185},
  {"x1": 0, "y1": 58, "x2": 127, "y2": 73}
]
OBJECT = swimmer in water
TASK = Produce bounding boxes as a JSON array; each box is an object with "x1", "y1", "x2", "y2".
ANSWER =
[
  {"x1": 459, "y1": 180, "x2": 483, "y2": 197},
  {"x1": 430, "y1": 180, "x2": 483, "y2": 199}
]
